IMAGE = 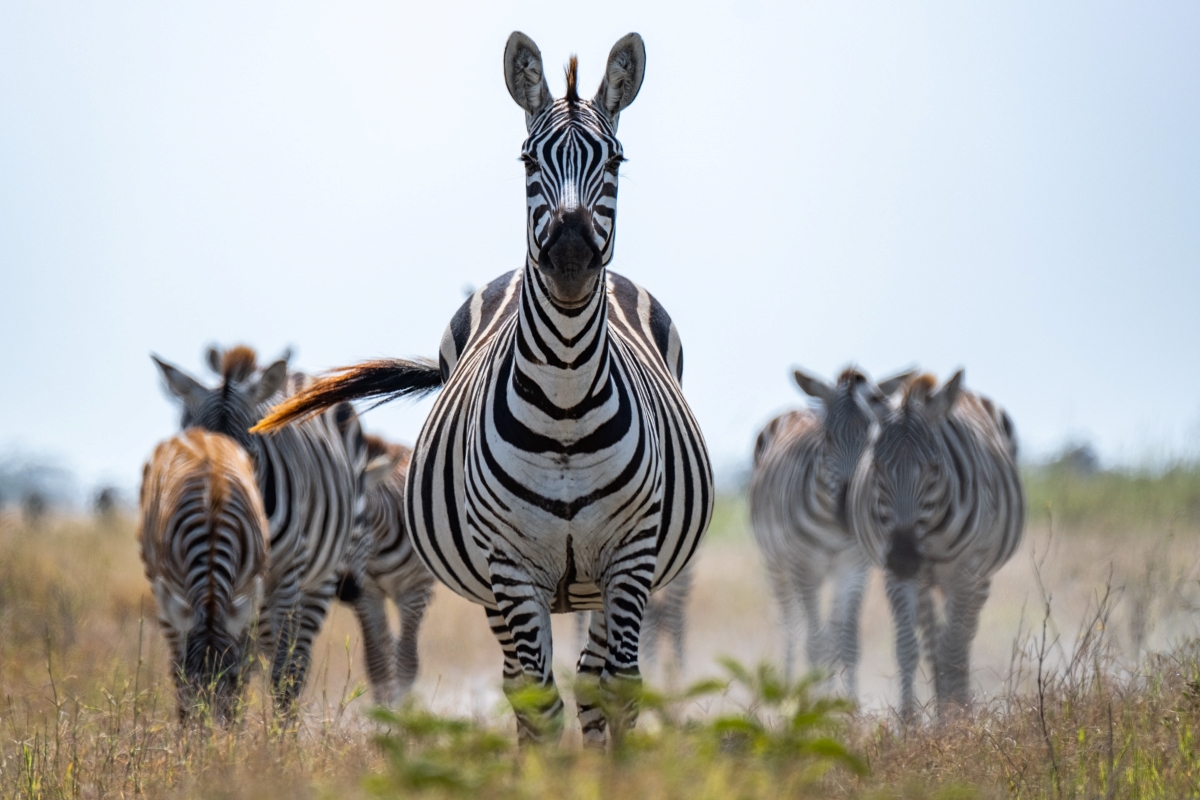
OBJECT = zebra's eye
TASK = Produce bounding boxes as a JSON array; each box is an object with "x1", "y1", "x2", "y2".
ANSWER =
[
  {"x1": 604, "y1": 154, "x2": 626, "y2": 175},
  {"x1": 520, "y1": 154, "x2": 539, "y2": 175}
]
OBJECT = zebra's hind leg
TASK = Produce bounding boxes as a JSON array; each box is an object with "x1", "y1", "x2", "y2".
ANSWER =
[
  {"x1": 485, "y1": 601, "x2": 562, "y2": 746},
  {"x1": 394, "y1": 581, "x2": 433, "y2": 699},
  {"x1": 767, "y1": 559, "x2": 804, "y2": 682},
  {"x1": 828, "y1": 550, "x2": 870, "y2": 699},
  {"x1": 884, "y1": 571, "x2": 921, "y2": 723},
  {"x1": 575, "y1": 608, "x2": 609, "y2": 748},
  {"x1": 347, "y1": 578, "x2": 399, "y2": 706}
]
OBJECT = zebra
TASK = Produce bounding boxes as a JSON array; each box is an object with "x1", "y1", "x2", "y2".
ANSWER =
[
  {"x1": 848, "y1": 370, "x2": 1024, "y2": 720},
  {"x1": 152, "y1": 345, "x2": 369, "y2": 710},
  {"x1": 339, "y1": 434, "x2": 435, "y2": 705},
  {"x1": 749, "y1": 366, "x2": 913, "y2": 695},
  {"x1": 137, "y1": 427, "x2": 269, "y2": 720},
  {"x1": 254, "y1": 32, "x2": 713, "y2": 746}
]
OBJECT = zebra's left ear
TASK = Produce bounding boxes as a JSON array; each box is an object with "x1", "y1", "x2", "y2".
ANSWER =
[
  {"x1": 250, "y1": 359, "x2": 289, "y2": 405},
  {"x1": 877, "y1": 368, "x2": 918, "y2": 397},
  {"x1": 594, "y1": 33, "x2": 646, "y2": 127},
  {"x1": 927, "y1": 370, "x2": 964, "y2": 420}
]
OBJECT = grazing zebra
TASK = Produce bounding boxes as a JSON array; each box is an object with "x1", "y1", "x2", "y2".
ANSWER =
[
  {"x1": 137, "y1": 428, "x2": 268, "y2": 720},
  {"x1": 152, "y1": 345, "x2": 368, "y2": 710},
  {"x1": 848, "y1": 371, "x2": 1024, "y2": 719},
  {"x1": 750, "y1": 366, "x2": 913, "y2": 695},
  {"x1": 254, "y1": 32, "x2": 713, "y2": 746},
  {"x1": 339, "y1": 434, "x2": 435, "y2": 705}
]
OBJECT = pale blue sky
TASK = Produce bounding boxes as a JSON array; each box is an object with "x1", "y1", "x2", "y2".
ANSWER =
[{"x1": 1, "y1": 1, "x2": 1198, "y2": 492}]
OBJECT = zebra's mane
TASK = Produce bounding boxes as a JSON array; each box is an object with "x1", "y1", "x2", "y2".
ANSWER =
[
  {"x1": 835, "y1": 367, "x2": 867, "y2": 387},
  {"x1": 564, "y1": 55, "x2": 579, "y2": 103},
  {"x1": 221, "y1": 346, "x2": 258, "y2": 384}
]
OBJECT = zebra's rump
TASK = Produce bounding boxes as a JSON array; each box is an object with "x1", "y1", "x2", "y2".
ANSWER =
[{"x1": 407, "y1": 267, "x2": 712, "y2": 609}]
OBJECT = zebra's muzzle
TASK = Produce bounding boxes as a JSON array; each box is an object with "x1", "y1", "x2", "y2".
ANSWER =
[{"x1": 539, "y1": 211, "x2": 602, "y2": 302}]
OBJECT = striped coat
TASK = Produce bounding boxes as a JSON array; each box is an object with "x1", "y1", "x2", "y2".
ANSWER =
[
  {"x1": 254, "y1": 32, "x2": 712, "y2": 746},
  {"x1": 750, "y1": 367, "x2": 912, "y2": 694},
  {"x1": 138, "y1": 428, "x2": 268, "y2": 719},
  {"x1": 849, "y1": 371, "x2": 1024, "y2": 718},
  {"x1": 153, "y1": 346, "x2": 368, "y2": 710}
]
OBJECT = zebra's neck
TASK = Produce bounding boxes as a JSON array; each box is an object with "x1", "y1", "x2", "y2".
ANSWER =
[{"x1": 512, "y1": 264, "x2": 612, "y2": 418}]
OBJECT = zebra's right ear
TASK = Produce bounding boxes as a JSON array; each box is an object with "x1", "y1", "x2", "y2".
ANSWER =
[
  {"x1": 250, "y1": 359, "x2": 289, "y2": 406},
  {"x1": 792, "y1": 368, "x2": 833, "y2": 404},
  {"x1": 877, "y1": 368, "x2": 918, "y2": 396},
  {"x1": 927, "y1": 370, "x2": 964, "y2": 420},
  {"x1": 205, "y1": 345, "x2": 223, "y2": 375},
  {"x1": 152, "y1": 355, "x2": 207, "y2": 410},
  {"x1": 504, "y1": 32, "x2": 553, "y2": 128}
]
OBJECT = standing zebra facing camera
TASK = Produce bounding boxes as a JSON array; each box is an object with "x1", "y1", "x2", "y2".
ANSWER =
[
  {"x1": 152, "y1": 345, "x2": 369, "y2": 711},
  {"x1": 138, "y1": 428, "x2": 268, "y2": 721},
  {"x1": 254, "y1": 32, "x2": 713, "y2": 747},
  {"x1": 340, "y1": 434, "x2": 435, "y2": 706},
  {"x1": 750, "y1": 366, "x2": 914, "y2": 695},
  {"x1": 849, "y1": 371, "x2": 1023, "y2": 720}
]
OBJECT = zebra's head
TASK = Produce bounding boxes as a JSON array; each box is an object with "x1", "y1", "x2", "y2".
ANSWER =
[
  {"x1": 503, "y1": 32, "x2": 645, "y2": 306},
  {"x1": 858, "y1": 371, "x2": 964, "y2": 579},
  {"x1": 152, "y1": 345, "x2": 290, "y2": 458},
  {"x1": 793, "y1": 366, "x2": 915, "y2": 522}
]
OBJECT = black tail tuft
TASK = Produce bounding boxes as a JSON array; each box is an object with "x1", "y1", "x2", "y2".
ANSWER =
[{"x1": 251, "y1": 358, "x2": 443, "y2": 434}]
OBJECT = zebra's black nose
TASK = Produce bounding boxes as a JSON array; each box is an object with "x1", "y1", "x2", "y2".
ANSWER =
[{"x1": 542, "y1": 211, "x2": 600, "y2": 275}]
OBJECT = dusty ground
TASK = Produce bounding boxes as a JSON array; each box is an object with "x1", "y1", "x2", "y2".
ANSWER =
[{"x1": 303, "y1": 505, "x2": 1200, "y2": 722}]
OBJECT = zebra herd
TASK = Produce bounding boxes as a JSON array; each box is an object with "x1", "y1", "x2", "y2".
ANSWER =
[{"x1": 135, "y1": 31, "x2": 1024, "y2": 739}]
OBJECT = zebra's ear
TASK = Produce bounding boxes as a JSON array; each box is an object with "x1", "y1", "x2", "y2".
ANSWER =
[
  {"x1": 877, "y1": 368, "x2": 918, "y2": 396},
  {"x1": 594, "y1": 33, "x2": 646, "y2": 126},
  {"x1": 504, "y1": 32, "x2": 553, "y2": 128},
  {"x1": 152, "y1": 355, "x2": 207, "y2": 410},
  {"x1": 251, "y1": 359, "x2": 289, "y2": 405},
  {"x1": 927, "y1": 370, "x2": 964, "y2": 419},
  {"x1": 205, "y1": 345, "x2": 223, "y2": 375},
  {"x1": 792, "y1": 368, "x2": 833, "y2": 404}
]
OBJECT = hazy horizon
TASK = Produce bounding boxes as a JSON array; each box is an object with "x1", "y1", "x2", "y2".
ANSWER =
[{"x1": 2, "y1": 1, "x2": 1198, "y2": 497}]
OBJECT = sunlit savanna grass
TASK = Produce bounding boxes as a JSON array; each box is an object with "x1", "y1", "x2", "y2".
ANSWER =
[{"x1": 1, "y1": 468, "x2": 1199, "y2": 798}]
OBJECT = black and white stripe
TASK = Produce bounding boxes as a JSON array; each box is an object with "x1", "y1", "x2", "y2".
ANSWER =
[
  {"x1": 750, "y1": 366, "x2": 913, "y2": 695},
  {"x1": 153, "y1": 346, "x2": 368, "y2": 710},
  {"x1": 338, "y1": 434, "x2": 435, "y2": 705},
  {"x1": 138, "y1": 427, "x2": 268, "y2": 720},
  {"x1": 254, "y1": 33, "x2": 712, "y2": 746},
  {"x1": 848, "y1": 371, "x2": 1024, "y2": 719}
]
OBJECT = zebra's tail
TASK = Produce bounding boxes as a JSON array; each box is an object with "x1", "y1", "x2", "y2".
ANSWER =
[{"x1": 250, "y1": 358, "x2": 443, "y2": 434}]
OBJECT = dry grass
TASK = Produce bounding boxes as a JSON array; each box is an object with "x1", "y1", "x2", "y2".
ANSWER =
[{"x1": 1, "y1": 479, "x2": 1199, "y2": 798}]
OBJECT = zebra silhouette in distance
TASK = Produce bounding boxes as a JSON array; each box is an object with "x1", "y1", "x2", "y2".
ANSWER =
[
  {"x1": 138, "y1": 428, "x2": 268, "y2": 721},
  {"x1": 254, "y1": 32, "x2": 713, "y2": 746},
  {"x1": 750, "y1": 366, "x2": 914, "y2": 696},
  {"x1": 848, "y1": 371, "x2": 1024, "y2": 720},
  {"x1": 152, "y1": 345, "x2": 370, "y2": 712},
  {"x1": 341, "y1": 434, "x2": 435, "y2": 705}
]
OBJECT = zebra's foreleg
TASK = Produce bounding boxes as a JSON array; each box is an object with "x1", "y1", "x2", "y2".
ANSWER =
[
  {"x1": 575, "y1": 608, "x2": 609, "y2": 748},
  {"x1": 394, "y1": 581, "x2": 433, "y2": 699},
  {"x1": 829, "y1": 550, "x2": 870, "y2": 699},
  {"x1": 272, "y1": 586, "x2": 335, "y2": 713},
  {"x1": 599, "y1": 530, "x2": 656, "y2": 740},
  {"x1": 484, "y1": 600, "x2": 562, "y2": 746},
  {"x1": 936, "y1": 571, "x2": 991, "y2": 715},
  {"x1": 884, "y1": 571, "x2": 921, "y2": 722},
  {"x1": 348, "y1": 579, "x2": 399, "y2": 706}
]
